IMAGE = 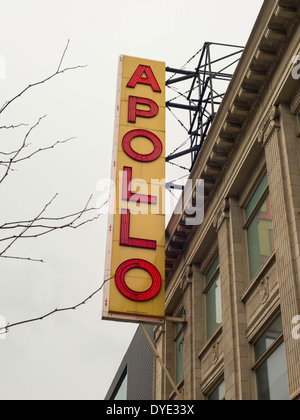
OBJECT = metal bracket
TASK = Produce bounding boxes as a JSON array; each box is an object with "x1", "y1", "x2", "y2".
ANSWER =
[
  {"x1": 165, "y1": 182, "x2": 184, "y2": 191},
  {"x1": 165, "y1": 316, "x2": 186, "y2": 324},
  {"x1": 140, "y1": 323, "x2": 183, "y2": 400}
]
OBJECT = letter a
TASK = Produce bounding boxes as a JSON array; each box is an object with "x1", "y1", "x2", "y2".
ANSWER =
[{"x1": 127, "y1": 65, "x2": 161, "y2": 92}]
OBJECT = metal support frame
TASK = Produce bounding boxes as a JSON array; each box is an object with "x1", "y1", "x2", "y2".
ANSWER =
[
  {"x1": 140, "y1": 322, "x2": 184, "y2": 400},
  {"x1": 139, "y1": 315, "x2": 186, "y2": 400},
  {"x1": 165, "y1": 42, "x2": 244, "y2": 172}
]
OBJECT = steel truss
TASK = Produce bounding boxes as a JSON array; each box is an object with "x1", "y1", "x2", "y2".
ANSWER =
[{"x1": 165, "y1": 42, "x2": 244, "y2": 173}]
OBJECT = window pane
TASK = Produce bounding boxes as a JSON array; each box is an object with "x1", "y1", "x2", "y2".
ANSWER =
[
  {"x1": 175, "y1": 323, "x2": 184, "y2": 384},
  {"x1": 254, "y1": 315, "x2": 283, "y2": 361},
  {"x1": 247, "y1": 194, "x2": 274, "y2": 280},
  {"x1": 205, "y1": 255, "x2": 219, "y2": 286},
  {"x1": 208, "y1": 381, "x2": 225, "y2": 400},
  {"x1": 256, "y1": 343, "x2": 289, "y2": 400},
  {"x1": 206, "y1": 273, "x2": 222, "y2": 339},
  {"x1": 246, "y1": 172, "x2": 269, "y2": 219},
  {"x1": 113, "y1": 370, "x2": 128, "y2": 400}
]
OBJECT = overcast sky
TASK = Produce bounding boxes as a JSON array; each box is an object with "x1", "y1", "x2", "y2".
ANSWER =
[{"x1": 0, "y1": 0, "x2": 264, "y2": 400}]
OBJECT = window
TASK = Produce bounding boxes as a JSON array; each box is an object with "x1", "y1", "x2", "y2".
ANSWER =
[
  {"x1": 112, "y1": 367, "x2": 128, "y2": 400},
  {"x1": 208, "y1": 380, "x2": 225, "y2": 400},
  {"x1": 253, "y1": 315, "x2": 289, "y2": 400},
  {"x1": 204, "y1": 256, "x2": 222, "y2": 340},
  {"x1": 175, "y1": 319, "x2": 185, "y2": 384},
  {"x1": 245, "y1": 173, "x2": 274, "y2": 280}
]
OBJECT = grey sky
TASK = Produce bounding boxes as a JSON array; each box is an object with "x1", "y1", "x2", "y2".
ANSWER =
[{"x1": 0, "y1": 0, "x2": 264, "y2": 400}]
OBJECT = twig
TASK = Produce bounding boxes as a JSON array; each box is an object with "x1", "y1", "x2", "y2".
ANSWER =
[
  {"x1": 0, "y1": 116, "x2": 46, "y2": 184},
  {"x1": 0, "y1": 275, "x2": 114, "y2": 334},
  {"x1": 0, "y1": 194, "x2": 58, "y2": 257},
  {"x1": 0, "y1": 144, "x2": 31, "y2": 156},
  {"x1": 0, "y1": 200, "x2": 107, "y2": 230},
  {"x1": 0, "y1": 198, "x2": 108, "y2": 269},
  {"x1": 0, "y1": 137, "x2": 76, "y2": 165},
  {"x1": 57, "y1": 39, "x2": 70, "y2": 72},
  {"x1": 0, "y1": 198, "x2": 108, "y2": 244},
  {"x1": 0, "y1": 40, "x2": 86, "y2": 115},
  {"x1": 0, "y1": 115, "x2": 77, "y2": 185},
  {"x1": 0, "y1": 255, "x2": 44, "y2": 263},
  {"x1": 0, "y1": 123, "x2": 29, "y2": 130}
]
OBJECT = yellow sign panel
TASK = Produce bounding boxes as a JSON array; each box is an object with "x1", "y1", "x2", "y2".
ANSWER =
[{"x1": 102, "y1": 56, "x2": 165, "y2": 324}]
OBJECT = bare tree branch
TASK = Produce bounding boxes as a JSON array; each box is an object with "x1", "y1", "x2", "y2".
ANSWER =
[
  {"x1": 0, "y1": 123, "x2": 29, "y2": 130},
  {"x1": 0, "y1": 39, "x2": 108, "y2": 339},
  {"x1": 57, "y1": 39, "x2": 70, "y2": 72},
  {"x1": 0, "y1": 193, "x2": 58, "y2": 257},
  {"x1": 0, "y1": 198, "x2": 108, "y2": 263},
  {"x1": 0, "y1": 40, "x2": 85, "y2": 186},
  {"x1": 0, "y1": 116, "x2": 47, "y2": 184},
  {"x1": 0, "y1": 40, "x2": 86, "y2": 116},
  {"x1": 0, "y1": 115, "x2": 77, "y2": 184},
  {"x1": 0, "y1": 145, "x2": 30, "y2": 156},
  {"x1": 0, "y1": 275, "x2": 114, "y2": 335},
  {"x1": 0, "y1": 255, "x2": 44, "y2": 263},
  {"x1": 0, "y1": 202, "x2": 106, "y2": 230},
  {"x1": 0, "y1": 136, "x2": 76, "y2": 165}
]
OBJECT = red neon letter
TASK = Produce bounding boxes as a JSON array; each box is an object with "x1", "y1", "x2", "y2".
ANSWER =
[
  {"x1": 128, "y1": 96, "x2": 159, "y2": 123},
  {"x1": 115, "y1": 258, "x2": 162, "y2": 301},
  {"x1": 122, "y1": 129, "x2": 163, "y2": 162},
  {"x1": 120, "y1": 209, "x2": 156, "y2": 250},
  {"x1": 126, "y1": 65, "x2": 161, "y2": 92},
  {"x1": 122, "y1": 166, "x2": 157, "y2": 205}
]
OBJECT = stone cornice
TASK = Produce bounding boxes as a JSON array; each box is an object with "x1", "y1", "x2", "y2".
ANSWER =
[{"x1": 165, "y1": 0, "x2": 300, "y2": 283}]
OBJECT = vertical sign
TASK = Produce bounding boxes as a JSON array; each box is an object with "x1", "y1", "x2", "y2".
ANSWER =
[{"x1": 102, "y1": 56, "x2": 165, "y2": 324}]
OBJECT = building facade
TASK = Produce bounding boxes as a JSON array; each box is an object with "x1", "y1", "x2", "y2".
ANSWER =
[
  {"x1": 105, "y1": 325, "x2": 154, "y2": 400},
  {"x1": 155, "y1": 0, "x2": 300, "y2": 400}
]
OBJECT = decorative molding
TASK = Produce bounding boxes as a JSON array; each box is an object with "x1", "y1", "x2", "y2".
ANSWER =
[
  {"x1": 257, "y1": 105, "x2": 280, "y2": 146},
  {"x1": 212, "y1": 342, "x2": 220, "y2": 366},
  {"x1": 246, "y1": 297, "x2": 281, "y2": 344},
  {"x1": 181, "y1": 265, "x2": 193, "y2": 294},
  {"x1": 213, "y1": 198, "x2": 229, "y2": 232},
  {"x1": 198, "y1": 324, "x2": 222, "y2": 360},
  {"x1": 241, "y1": 251, "x2": 276, "y2": 303},
  {"x1": 260, "y1": 276, "x2": 270, "y2": 304},
  {"x1": 200, "y1": 362, "x2": 224, "y2": 398}
]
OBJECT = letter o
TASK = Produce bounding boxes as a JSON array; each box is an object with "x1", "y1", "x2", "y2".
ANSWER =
[
  {"x1": 115, "y1": 259, "x2": 162, "y2": 301},
  {"x1": 122, "y1": 129, "x2": 163, "y2": 162}
]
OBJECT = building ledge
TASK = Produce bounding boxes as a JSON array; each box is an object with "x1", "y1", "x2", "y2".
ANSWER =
[{"x1": 165, "y1": 0, "x2": 300, "y2": 282}]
